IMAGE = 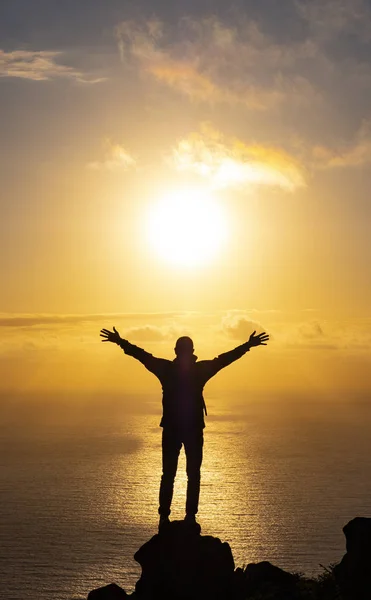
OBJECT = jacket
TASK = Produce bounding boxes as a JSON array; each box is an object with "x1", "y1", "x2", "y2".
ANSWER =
[{"x1": 118, "y1": 340, "x2": 251, "y2": 431}]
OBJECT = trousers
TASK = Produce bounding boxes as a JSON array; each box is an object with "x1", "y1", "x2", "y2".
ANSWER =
[{"x1": 158, "y1": 428, "x2": 204, "y2": 517}]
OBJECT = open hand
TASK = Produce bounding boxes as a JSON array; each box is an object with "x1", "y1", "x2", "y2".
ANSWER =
[
  {"x1": 248, "y1": 331, "x2": 269, "y2": 347},
  {"x1": 100, "y1": 326, "x2": 122, "y2": 344}
]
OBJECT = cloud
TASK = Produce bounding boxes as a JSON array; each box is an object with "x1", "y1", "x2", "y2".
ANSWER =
[
  {"x1": 0, "y1": 312, "x2": 183, "y2": 359},
  {"x1": 86, "y1": 126, "x2": 305, "y2": 190},
  {"x1": 114, "y1": 12, "x2": 371, "y2": 164},
  {"x1": 87, "y1": 120, "x2": 371, "y2": 180},
  {"x1": 271, "y1": 319, "x2": 371, "y2": 352},
  {"x1": 168, "y1": 125, "x2": 306, "y2": 191},
  {"x1": 297, "y1": 321, "x2": 325, "y2": 339},
  {"x1": 221, "y1": 312, "x2": 265, "y2": 341},
  {"x1": 88, "y1": 139, "x2": 136, "y2": 171},
  {"x1": 116, "y1": 17, "x2": 319, "y2": 110},
  {"x1": 0, "y1": 312, "x2": 182, "y2": 329},
  {"x1": 219, "y1": 313, "x2": 371, "y2": 352},
  {"x1": 265, "y1": 319, "x2": 335, "y2": 350},
  {"x1": 124, "y1": 325, "x2": 175, "y2": 342},
  {"x1": 313, "y1": 120, "x2": 371, "y2": 169},
  {"x1": 0, "y1": 49, "x2": 103, "y2": 83},
  {"x1": 296, "y1": 0, "x2": 371, "y2": 41}
]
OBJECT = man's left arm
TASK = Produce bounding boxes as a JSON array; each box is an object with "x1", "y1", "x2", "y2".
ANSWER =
[{"x1": 203, "y1": 331, "x2": 269, "y2": 380}]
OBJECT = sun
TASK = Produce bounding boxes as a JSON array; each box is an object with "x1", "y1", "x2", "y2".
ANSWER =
[{"x1": 147, "y1": 188, "x2": 228, "y2": 267}]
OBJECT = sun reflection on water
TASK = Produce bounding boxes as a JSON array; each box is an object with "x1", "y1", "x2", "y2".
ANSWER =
[{"x1": 108, "y1": 409, "x2": 266, "y2": 567}]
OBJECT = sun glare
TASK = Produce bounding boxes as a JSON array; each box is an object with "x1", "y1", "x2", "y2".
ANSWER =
[{"x1": 147, "y1": 189, "x2": 228, "y2": 267}]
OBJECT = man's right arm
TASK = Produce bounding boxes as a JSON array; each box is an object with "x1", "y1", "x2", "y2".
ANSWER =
[
  {"x1": 100, "y1": 326, "x2": 166, "y2": 377},
  {"x1": 118, "y1": 338, "x2": 158, "y2": 370}
]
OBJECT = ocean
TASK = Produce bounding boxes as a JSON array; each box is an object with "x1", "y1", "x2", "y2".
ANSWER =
[{"x1": 1, "y1": 392, "x2": 371, "y2": 599}]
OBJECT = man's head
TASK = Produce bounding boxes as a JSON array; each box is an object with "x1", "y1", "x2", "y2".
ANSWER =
[{"x1": 174, "y1": 336, "x2": 194, "y2": 358}]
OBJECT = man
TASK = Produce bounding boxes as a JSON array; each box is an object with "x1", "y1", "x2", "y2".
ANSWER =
[{"x1": 100, "y1": 327, "x2": 269, "y2": 529}]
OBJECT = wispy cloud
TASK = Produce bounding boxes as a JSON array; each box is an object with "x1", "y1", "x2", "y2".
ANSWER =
[
  {"x1": 0, "y1": 49, "x2": 103, "y2": 83},
  {"x1": 313, "y1": 120, "x2": 371, "y2": 169},
  {"x1": 116, "y1": 17, "x2": 319, "y2": 110},
  {"x1": 0, "y1": 312, "x2": 182, "y2": 329},
  {"x1": 270, "y1": 319, "x2": 371, "y2": 352},
  {"x1": 2, "y1": 312, "x2": 371, "y2": 366},
  {"x1": 296, "y1": 0, "x2": 371, "y2": 41},
  {"x1": 168, "y1": 125, "x2": 306, "y2": 191},
  {"x1": 220, "y1": 311, "x2": 371, "y2": 352},
  {"x1": 125, "y1": 325, "x2": 178, "y2": 342},
  {"x1": 88, "y1": 139, "x2": 136, "y2": 171}
]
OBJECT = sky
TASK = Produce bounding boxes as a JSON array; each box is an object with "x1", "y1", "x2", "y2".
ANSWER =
[{"x1": 1, "y1": 0, "x2": 371, "y2": 398}]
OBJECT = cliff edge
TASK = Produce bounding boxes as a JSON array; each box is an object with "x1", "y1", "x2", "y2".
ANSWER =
[{"x1": 87, "y1": 517, "x2": 371, "y2": 600}]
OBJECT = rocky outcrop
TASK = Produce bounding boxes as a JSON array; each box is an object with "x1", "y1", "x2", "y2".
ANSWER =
[
  {"x1": 134, "y1": 520, "x2": 235, "y2": 599},
  {"x1": 87, "y1": 583, "x2": 127, "y2": 599},
  {"x1": 87, "y1": 520, "x2": 303, "y2": 599},
  {"x1": 235, "y1": 561, "x2": 298, "y2": 599},
  {"x1": 86, "y1": 516, "x2": 371, "y2": 599},
  {"x1": 334, "y1": 516, "x2": 371, "y2": 600}
]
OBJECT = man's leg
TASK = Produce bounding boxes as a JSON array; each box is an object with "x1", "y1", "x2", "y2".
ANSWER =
[
  {"x1": 158, "y1": 429, "x2": 182, "y2": 518},
  {"x1": 184, "y1": 430, "x2": 204, "y2": 517}
]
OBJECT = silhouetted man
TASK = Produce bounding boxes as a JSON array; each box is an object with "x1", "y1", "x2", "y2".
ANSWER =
[{"x1": 100, "y1": 327, "x2": 269, "y2": 529}]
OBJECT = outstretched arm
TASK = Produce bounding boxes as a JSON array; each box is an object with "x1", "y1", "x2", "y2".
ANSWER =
[
  {"x1": 100, "y1": 326, "x2": 165, "y2": 376},
  {"x1": 203, "y1": 331, "x2": 269, "y2": 380}
]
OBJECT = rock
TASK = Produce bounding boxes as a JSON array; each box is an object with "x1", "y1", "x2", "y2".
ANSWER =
[
  {"x1": 245, "y1": 560, "x2": 296, "y2": 584},
  {"x1": 334, "y1": 516, "x2": 371, "y2": 600},
  {"x1": 243, "y1": 561, "x2": 298, "y2": 599},
  {"x1": 134, "y1": 519, "x2": 235, "y2": 599},
  {"x1": 87, "y1": 582, "x2": 128, "y2": 599}
]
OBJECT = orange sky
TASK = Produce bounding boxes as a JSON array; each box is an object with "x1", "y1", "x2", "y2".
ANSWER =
[{"x1": 1, "y1": 2, "x2": 371, "y2": 398}]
